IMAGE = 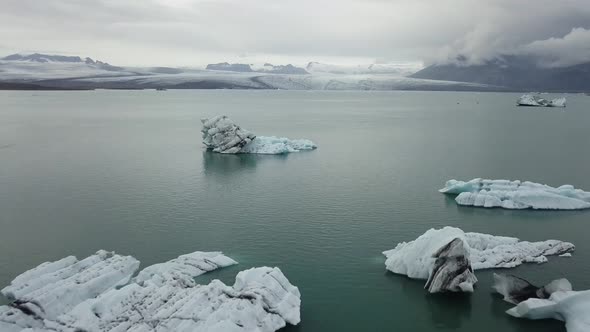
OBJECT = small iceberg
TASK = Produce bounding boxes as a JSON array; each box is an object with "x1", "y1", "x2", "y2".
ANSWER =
[
  {"x1": 0, "y1": 250, "x2": 301, "y2": 331},
  {"x1": 202, "y1": 115, "x2": 317, "y2": 154},
  {"x1": 383, "y1": 227, "x2": 574, "y2": 293},
  {"x1": 493, "y1": 274, "x2": 589, "y2": 332},
  {"x1": 517, "y1": 94, "x2": 566, "y2": 107},
  {"x1": 440, "y1": 178, "x2": 590, "y2": 210}
]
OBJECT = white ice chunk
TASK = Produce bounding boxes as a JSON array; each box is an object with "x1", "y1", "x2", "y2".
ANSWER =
[
  {"x1": 1, "y1": 250, "x2": 139, "y2": 319},
  {"x1": 492, "y1": 273, "x2": 572, "y2": 304},
  {"x1": 134, "y1": 251, "x2": 237, "y2": 286},
  {"x1": 440, "y1": 178, "x2": 590, "y2": 210},
  {"x1": 517, "y1": 94, "x2": 566, "y2": 107},
  {"x1": 383, "y1": 227, "x2": 574, "y2": 293},
  {"x1": 239, "y1": 136, "x2": 317, "y2": 154},
  {"x1": 494, "y1": 275, "x2": 589, "y2": 332},
  {"x1": 0, "y1": 251, "x2": 300, "y2": 332},
  {"x1": 201, "y1": 115, "x2": 316, "y2": 154}
]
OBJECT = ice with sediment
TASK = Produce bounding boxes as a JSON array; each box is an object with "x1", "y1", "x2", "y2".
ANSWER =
[
  {"x1": 493, "y1": 274, "x2": 589, "y2": 332},
  {"x1": 383, "y1": 227, "x2": 574, "y2": 293},
  {"x1": 0, "y1": 250, "x2": 301, "y2": 332},
  {"x1": 440, "y1": 178, "x2": 590, "y2": 210},
  {"x1": 201, "y1": 115, "x2": 257, "y2": 154},
  {"x1": 201, "y1": 115, "x2": 317, "y2": 154},
  {"x1": 517, "y1": 94, "x2": 566, "y2": 107}
]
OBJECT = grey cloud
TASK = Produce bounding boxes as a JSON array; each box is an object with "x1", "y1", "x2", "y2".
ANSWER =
[
  {"x1": 519, "y1": 28, "x2": 590, "y2": 67},
  {"x1": 0, "y1": 0, "x2": 589, "y2": 67}
]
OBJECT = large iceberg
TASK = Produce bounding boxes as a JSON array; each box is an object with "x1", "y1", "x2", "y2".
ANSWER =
[
  {"x1": 0, "y1": 250, "x2": 301, "y2": 332},
  {"x1": 383, "y1": 227, "x2": 574, "y2": 293},
  {"x1": 201, "y1": 115, "x2": 317, "y2": 154},
  {"x1": 440, "y1": 178, "x2": 590, "y2": 210},
  {"x1": 517, "y1": 94, "x2": 566, "y2": 107},
  {"x1": 493, "y1": 274, "x2": 589, "y2": 332}
]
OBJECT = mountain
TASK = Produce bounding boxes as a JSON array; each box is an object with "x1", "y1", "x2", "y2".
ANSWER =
[
  {"x1": 1, "y1": 53, "x2": 123, "y2": 71},
  {"x1": 205, "y1": 62, "x2": 253, "y2": 72},
  {"x1": 256, "y1": 63, "x2": 309, "y2": 75},
  {"x1": 0, "y1": 51, "x2": 500, "y2": 91},
  {"x1": 410, "y1": 55, "x2": 590, "y2": 92},
  {"x1": 306, "y1": 62, "x2": 422, "y2": 76},
  {"x1": 206, "y1": 62, "x2": 309, "y2": 75},
  {"x1": 2, "y1": 53, "x2": 87, "y2": 63}
]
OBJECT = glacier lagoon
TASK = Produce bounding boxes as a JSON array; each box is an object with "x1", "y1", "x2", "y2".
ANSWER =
[{"x1": 1, "y1": 90, "x2": 590, "y2": 332}]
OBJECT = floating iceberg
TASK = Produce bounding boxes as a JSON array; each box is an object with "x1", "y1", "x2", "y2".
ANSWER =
[
  {"x1": 239, "y1": 136, "x2": 317, "y2": 154},
  {"x1": 440, "y1": 178, "x2": 590, "y2": 210},
  {"x1": 383, "y1": 227, "x2": 574, "y2": 293},
  {"x1": 493, "y1": 274, "x2": 589, "y2": 332},
  {"x1": 201, "y1": 115, "x2": 317, "y2": 154},
  {"x1": 0, "y1": 250, "x2": 301, "y2": 332},
  {"x1": 517, "y1": 94, "x2": 566, "y2": 107}
]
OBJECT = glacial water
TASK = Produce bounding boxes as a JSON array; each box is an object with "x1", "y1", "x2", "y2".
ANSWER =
[{"x1": 1, "y1": 90, "x2": 589, "y2": 331}]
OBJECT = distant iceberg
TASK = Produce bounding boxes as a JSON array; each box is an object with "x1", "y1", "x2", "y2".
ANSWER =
[
  {"x1": 517, "y1": 94, "x2": 566, "y2": 107},
  {"x1": 202, "y1": 115, "x2": 317, "y2": 154},
  {"x1": 383, "y1": 227, "x2": 574, "y2": 293},
  {"x1": 493, "y1": 274, "x2": 588, "y2": 332},
  {"x1": 440, "y1": 179, "x2": 590, "y2": 210},
  {"x1": 0, "y1": 250, "x2": 301, "y2": 332}
]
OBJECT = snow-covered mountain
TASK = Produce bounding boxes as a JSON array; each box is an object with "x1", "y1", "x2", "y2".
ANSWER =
[
  {"x1": 0, "y1": 52, "x2": 501, "y2": 91},
  {"x1": 206, "y1": 62, "x2": 309, "y2": 75},
  {"x1": 306, "y1": 62, "x2": 423, "y2": 76}
]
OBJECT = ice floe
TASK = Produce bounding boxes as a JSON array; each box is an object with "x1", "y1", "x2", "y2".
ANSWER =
[
  {"x1": 383, "y1": 227, "x2": 574, "y2": 293},
  {"x1": 440, "y1": 178, "x2": 590, "y2": 210},
  {"x1": 0, "y1": 250, "x2": 301, "y2": 332},
  {"x1": 493, "y1": 274, "x2": 589, "y2": 332},
  {"x1": 201, "y1": 115, "x2": 317, "y2": 154},
  {"x1": 517, "y1": 94, "x2": 566, "y2": 107}
]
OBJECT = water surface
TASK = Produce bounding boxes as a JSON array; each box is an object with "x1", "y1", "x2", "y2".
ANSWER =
[{"x1": 1, "y1": 90, "x2": 589, "y2": 331}]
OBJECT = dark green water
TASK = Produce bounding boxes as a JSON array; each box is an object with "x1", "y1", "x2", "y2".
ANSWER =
[{"x1": 1, "y1": 90, "x2": 589, "y2": 331}]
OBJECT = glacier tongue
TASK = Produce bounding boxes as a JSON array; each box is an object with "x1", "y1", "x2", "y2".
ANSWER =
[
  {"x1": 0, "y1": 251, "x2": 301, "y2": 332},
  {"x1": 201, "y1": 115, "x2": 317, "y2": 154},
  {"x1": 383, "y1": 227, "x2": 574, "y2": 293},
  {"x1": 440, "y1": 178, "x2": 590, "y2": 210}
]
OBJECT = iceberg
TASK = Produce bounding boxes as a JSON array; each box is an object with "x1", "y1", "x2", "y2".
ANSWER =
[
  {"x1": 493, "y1": 274, "x2": 589, "y2": 332},
  {"x1": 517, "y1": 94, "x2": 566, "y2": 107},
  {"x1": 493, "y1": 273, "x2": 572, "y2": 304},
  {"x1": 0, "y1": 250, "x2": 301, "y2": 332},
  {"x1": 440, "y1": 178, "x2": 590, "y2": 210},
  {"x1": 383, "y1": 227, "x2": 574, "y2": 293},
  {"x1": 201, "y1": 115, "x2": 317, "y2": 154}
]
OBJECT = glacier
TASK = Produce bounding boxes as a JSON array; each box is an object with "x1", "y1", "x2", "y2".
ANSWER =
[
  {"x1": 517, "y1": 94, "x2": 566, "y2": 107},
  {"x1": 493, "y1": 274, "x2": 589, "y2": 332},
  {"x1": 440, "y1": 178, "x2": 590, "y2": 210},
  {"x1": 202, "y1": 115, "x2": 317, "y2": 154},
  {"x1": 383, "y1": 227, "x2": 574, "y2": 293},
  {"x1": 0, "y1": 250, "x2": 301, "y2": 332}
]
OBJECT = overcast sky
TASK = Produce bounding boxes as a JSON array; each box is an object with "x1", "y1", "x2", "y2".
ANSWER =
[{"x1": 1, "y1": 0, "x2": 590, "y2": 67}]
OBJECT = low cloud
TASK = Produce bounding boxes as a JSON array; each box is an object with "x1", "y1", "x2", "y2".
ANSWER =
[
  {"x1": 519, "y1": 28, "x2": 590, "y2": 67},
  {"x1": 1, "y1": 0, "x2": 590, "y2": 67}
]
